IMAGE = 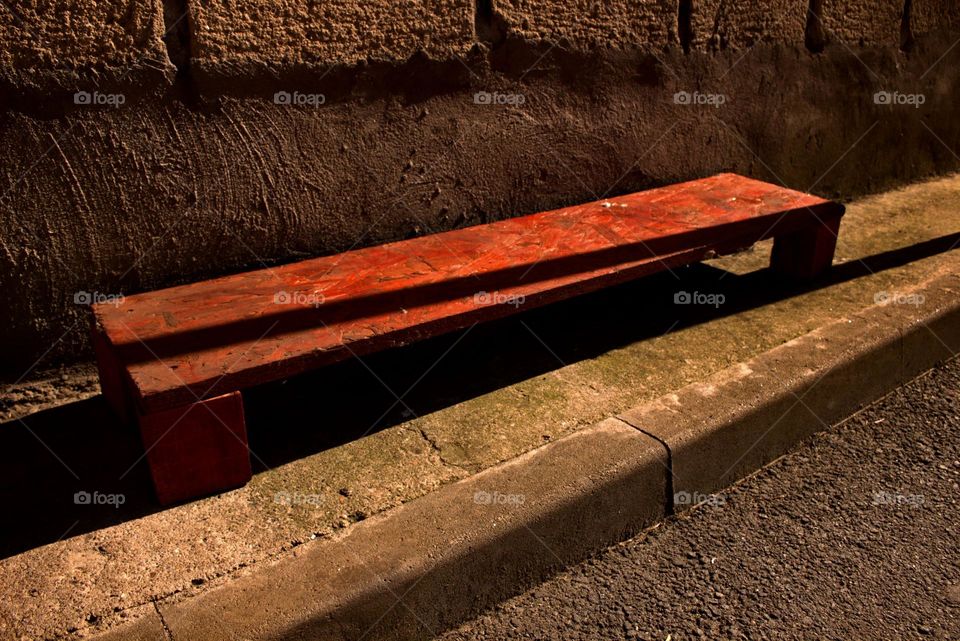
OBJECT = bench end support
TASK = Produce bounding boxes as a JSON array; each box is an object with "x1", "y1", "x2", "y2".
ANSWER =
[
  {"x1": 770, "y1": 214, "x2": 842, "y2": 280},
  {"x1": 139, "y1": 392, "x2": 252, "y2": 505}
]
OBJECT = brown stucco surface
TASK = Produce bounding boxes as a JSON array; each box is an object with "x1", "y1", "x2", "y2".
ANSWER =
[
  {"x1": 492, "y1": 0, "x2": 679, "y2": 47},
  {"x1": 691, "y1": 0, "x2": 809, "y2": 49},
  {"x1": 912, "y1": 0, "x2": 960, "y2": 35},
  {"x1": 0, "y1": 0, "x2": 171, "y2": 95},
  {"x1": 818, "y1": 0, "x2": 904, "y2": 47},
  {"x1": 190, "y1": 0, "x2": 476, "y2": 71}
]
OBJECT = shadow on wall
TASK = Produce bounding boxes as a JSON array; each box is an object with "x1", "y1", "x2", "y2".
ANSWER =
[{"x1": 0, "y1": 231, "x2": 957, "y2": 559}]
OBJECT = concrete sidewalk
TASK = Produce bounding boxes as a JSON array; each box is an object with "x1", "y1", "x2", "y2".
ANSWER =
[
  {"x1": 439, "y1": 359, "x2": 960, "y2": 641},
  {"x1": 1, "y1": 174, "x2": 959, "y2": 640}
]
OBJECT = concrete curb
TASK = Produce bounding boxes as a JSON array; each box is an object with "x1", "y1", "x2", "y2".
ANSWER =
[
  {"x1": 619, "y1": 271, "x2": 959, "y2": 511},
  {"x1": 94, "y1": 418, "x2": 668, "y2": 640},
  {"x1": 91, "y1": 272, "x2": 960, "y2": 641}
]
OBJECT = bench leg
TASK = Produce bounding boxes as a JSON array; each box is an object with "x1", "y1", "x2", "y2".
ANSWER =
[
  {"x1": 138, "y1": 391, "x2": 252, "y2": 505},
  {"x1": 770, "y1": 215, "x2": 842, "y2": 280}
]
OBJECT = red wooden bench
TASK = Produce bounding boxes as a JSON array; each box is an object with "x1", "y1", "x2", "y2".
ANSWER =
[{"x1": 90, "y1": 173, "x2": 844, "y2": 504}]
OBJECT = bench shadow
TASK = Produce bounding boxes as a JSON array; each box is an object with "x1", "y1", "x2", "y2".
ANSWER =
[{"x1": 1, "y1": 231, "x2": 956, "y2": 559}]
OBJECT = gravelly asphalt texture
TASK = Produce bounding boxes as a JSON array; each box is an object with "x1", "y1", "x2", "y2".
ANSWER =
[{"x1": 439, "y1": 357, "x2": 960, "y2": 641}]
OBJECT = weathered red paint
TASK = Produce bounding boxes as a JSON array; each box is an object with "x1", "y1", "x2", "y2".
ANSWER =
[
  {"x1": 138, "y1": 391, "x2": 250, "y2": 505},
  {"x1": 90, "y1": 172, "x2": 843, "y2": 503}
]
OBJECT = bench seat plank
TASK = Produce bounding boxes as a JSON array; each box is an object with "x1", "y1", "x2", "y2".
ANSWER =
[{"x1": 93, "y1": 173, "x2": 843, "y2": 414}]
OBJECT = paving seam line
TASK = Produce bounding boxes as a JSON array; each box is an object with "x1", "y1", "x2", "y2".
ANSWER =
[
  {"x1": 611, "y1": 415, "x2": 677, "y2": 516},
  {"x1": 617, "y1": 271, "x2": 958, "y2": 512}
]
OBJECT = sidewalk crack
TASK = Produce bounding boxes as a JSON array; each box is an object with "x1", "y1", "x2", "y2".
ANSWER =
[
  {"x1": 153, "y1": 599, "x2": 175, "y2": 641},
  {"x1": 410, "y1": 425, "x2": 471, "y2": 474}
]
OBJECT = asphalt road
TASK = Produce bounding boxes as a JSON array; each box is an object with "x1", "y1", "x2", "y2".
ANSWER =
[{"x1": 439, "y1": 357, "x2": 960, "y2": 641}]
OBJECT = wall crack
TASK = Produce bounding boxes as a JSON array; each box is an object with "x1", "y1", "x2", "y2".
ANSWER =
[
  {"x1": 678, "y1": 0, "x2": 693, "y2": 53},
  {"x1": 901, "y1": 0, "x2": 915, "y2": 52},
  {"x1": 805, "y1": 0, "x2": 827, "y2": 52},
  {"x1": 475, "y1": 0, "x2": 508, "y2": 48},
  {"x1": 162, "y1": 0, "x2": 192, "y2": 79}
]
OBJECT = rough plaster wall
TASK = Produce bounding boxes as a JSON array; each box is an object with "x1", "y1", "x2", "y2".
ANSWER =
[
  {"x1": 0, "y1": 0, "x2": 172, "y2": 93},
  {"x1": 0, "y1": 0, "x2": 167, "y2": 69},
  {"x1": 190, "y1": 0, "x2": 476, "y2": 69},
  {"x1": 493, "y1": 0, "x2": 680, "y2": 46},
  {"x1": 818, "y1": 0, "x2": 905, "y2": 47},
  {"x1": 690, "y1": 0, "x2": 809, "y2": 50},
  {"x1": 912, "y1": 0, "x2": 960, "y2": 35},
  {"x1": 1, "y1": 0, "x2": 959, "y2": 374}
]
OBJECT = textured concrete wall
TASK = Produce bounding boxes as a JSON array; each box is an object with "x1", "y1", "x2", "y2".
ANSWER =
[
  {"x1": 493, "y1": 0, "x2": 679, "y2": 47},
  {"x1": 690, "y1": 0, "x2": 808, "y2": 50},
  {"x1": 191, "y1": 0, "x2": 476, "y2": 69},
  {"x1": 818, "y1": 0, "x2": 905, "y2": 47},
  {"x1": 1, "y1": 0, "x2": 959, "y2": 374},
  {"x1": 912, "y1": 0, "x2": 960, "y2": 35},
  {"x1": 0, "y1": 0, "x2": 169, "y2": 74},
  {"x1": 0, "y1": 0, "x2": 173, "y2": 105}
]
